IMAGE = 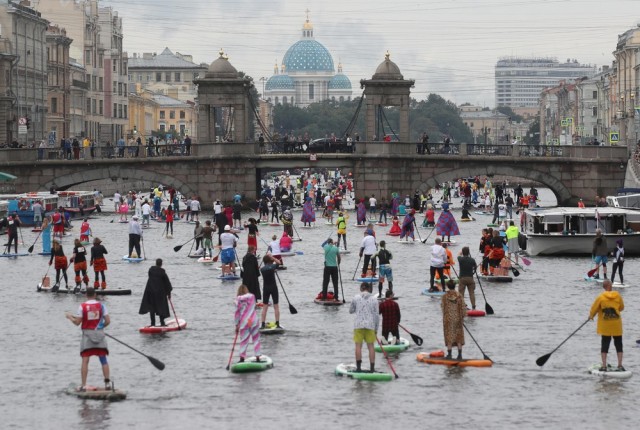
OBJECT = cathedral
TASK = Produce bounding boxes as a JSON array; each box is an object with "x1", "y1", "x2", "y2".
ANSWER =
[{"x1": 264, "y1": 14, "x2": 352, "y2": 108}]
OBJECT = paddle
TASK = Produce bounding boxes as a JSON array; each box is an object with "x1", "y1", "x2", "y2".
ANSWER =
[
  {"x1": 508, "y1": 257, "x2": 526, "y2": 272},
  {"x1": 375, "y1": 337, "x2": 399, "y2": 378},
  {"x1": 520, "y1": 255, "x2": 532, "y2": 266},
  {"x1": 274, "y1": 270, "x2": 298, "y2": 314},
  {"x1": 235, "y1": 248, "x2": 244, "y2": 277},
  {"x1": 226, "y1": 330, "x2": 239, "y2": 371},
  {"x1": 463, "y1": 323, "x2": 492, "y2": 362},
  {"x1": 587, "y1": 266, "x2": 599, "y2": 278},
  {"x1": 412, "y1": 219, "x2": 423, "y2": 242},
  {"x1": 352, "y1": 255, "x2": 362, "y2": 280},
  {"x1": 473, "y1": 269, "x2": 495, "y2": 315},
  {"x1": 104, "y1": 333, "x2": 165, "y2": 370},
  {"x1": 398, "y1": 323, "x2": 423, "y2": 346},
  {"x1": 141, "y1": 237, "x2": 147, "y2": 260},
  {"x1": 421, "y1": 225, "x2": 436, "y2": 244},
  {"x1": 38, "y1": 264, "x2": 52, "y2": 289},
  {"x1": 212, "y1": 248, "x2": 222, "y2": 263},
  {"x1": 337, "y1": 260, "x2": 346, "y2": 303},
  {"x1": 168, "y1": 297, "x2": 181, "y2": 331},
  {"x1": 535, "y1": 319, "x2": 590, "y2": 367},
  {"x1": 292, "y1": 224, "x2": 302, "y2": 241},
  {"x1": 28, "y1": 229, "x2": 43, "y2": 253},
  {"x1": 173, "y1": 236, "x2": 197, "y2": 252}
]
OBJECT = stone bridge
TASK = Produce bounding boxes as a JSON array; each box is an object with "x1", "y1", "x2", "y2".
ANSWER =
[{"x1": 0, "y1": 142, "x2": 629, "y2": 206}]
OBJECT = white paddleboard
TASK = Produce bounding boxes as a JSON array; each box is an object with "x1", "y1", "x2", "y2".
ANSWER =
[{"x1": 588, "y1": 364, "x2": 632, "y2": 379}]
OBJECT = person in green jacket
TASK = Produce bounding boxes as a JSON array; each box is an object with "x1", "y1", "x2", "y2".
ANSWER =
[{"x1": 505, "y1": 221, "x2": 520, "y2": 265}]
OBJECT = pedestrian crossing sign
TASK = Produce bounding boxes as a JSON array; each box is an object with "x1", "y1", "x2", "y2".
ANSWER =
[
  {"x1": 561, "y1": 119, "x2": 568, "y2": 127},
  {"x1": 565, "y1": 117, "x2": 573, "y2": 125},
  {"x1": 610, "y1": 132, "x2": 620, "y2": 143}
]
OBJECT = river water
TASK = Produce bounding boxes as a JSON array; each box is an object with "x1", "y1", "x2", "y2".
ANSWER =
[{"x1": 1, "y1": 189, "x2": 638, "y2": 430}]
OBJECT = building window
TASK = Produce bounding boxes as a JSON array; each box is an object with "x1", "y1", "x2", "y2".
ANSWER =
[
  {"x1": 99, "y1": 100, "x2": 103, "y2": 115},
  {"x1": 128, "y1": 74, "x2": 132, "y2": 81},
  {"x1": 283, "y1": 96, "x2": 288, "y2": 104},
  {"x1": 98, "y1": 53, "x2": 103, "y2": 68},
  {"x1": 92, "y1": 99, "x2": 96, "y2": 115},
  {"x1": 113, "y1": 103, "x2": 117, "y2": 118},
  {"x1": 165, "y1": 72, "x2": 171, "y2": 82},
  {"x1": 92, "y1": 76, "x2": 97, "y2": 91},
  {"x1": 309, "y1": 83, "x2": 314, "y2": 100},
  {"x1": 169, "y1": 110, "x2": 175, "y2": 119},
  {"x1": 193, "y1": 72, "x2": 199, "y2": 80},
  {"x1": 99, "y1": 77, "x2": 103, "y2": 91},
  {"x1": 86, "y1": 98, "x2": 91, "y2": 114},
  {"x1": 118, "y1": 104, "x2": 123, "y2": 119},
  {"x1": 113, "y1": 82, "x2": 117, "y2": 95},
  {"x1": 160, "y1": 111, "x2": 165, "y2": 119},
  {"x1": 160, "y1": 124, "x2": 166, "y2": 132},
  {"x1": 51, "y1": 97, "x2": 57, "y2": 114},
  {"x1": 593, "y1": 126, "x2": 598, "y2": 136},
  {"x1": 137, "y1": 74, "x2": 142, "y2": 81},
  {"x1": 174, "y1": 72, "x2": 181, "y2": 82},
  {"x1": 592, "y1": 91, "x2": 597, "y2": 99},
  {"x1": 85, "y1": 50, "x2": 91, "y2": 65},
  {"x1": 113, "y1": 62, "x2": 117, "y2": 73},
  {"x1": 592, "y1": 107, "x2": 597, "y2": 117},
  {"x1": 118, "y1": 83, "x2": 123, "y2": 96},
  {"x1": 147, "y1": 74, "x2": 151, "y2": 82},
  {"x1": 124, "y1": 105, "x2": 127, "y2": 119},
  {"x1": 180, "y1": 124, "x2": 185, "y2": 135},
  {"x1": 156, "y1": 73, "x2": 162, "y2": 82},
  {"x1": 179, "y1": 110, "x2": 185, "y2": 119},
  {"x1": 169, "y1": 124, "x2": 176, "y2": 131}
]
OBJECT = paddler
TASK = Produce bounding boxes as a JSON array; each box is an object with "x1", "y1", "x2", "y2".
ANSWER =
[
  {"x1": 267, "y1": 234, "x2": 282, "y2": 261},
  {"x1": 374, "y1": 240, "x2": 393, "y2": 298},
  {"x1": 164, "y1": 204, "x2": 174, "y2": 238},
  {"x1": 359, "y1": 229, "x2": 377, "y2": 278},
  {"x1": 260, "y1": 254, "x2": 283, "y2": 329},
  {"x1": 193, "y1": 221, "x2": 203, "y2": 253},
  {"x1": 350, "y1": 282, "x2": 379, "y2": 372},
  {"x1": 423, "y1": 204, "x2": 435, "y2": 227},
  {"x1": 202, "y1": 220, "x2": 215, "y2": 258},
  {"x1": 442, "y1": 280, "x2": 465, "y2": 360},
  {"x1": 320, "y1": 237, "x2": 341, "y2": 302},
  {"x1": 49, "y1": 238, "x2": 69, "y2": 291},
  {"x1": 399, "y1": 209, "x2": 416, "y2": 242},
  {"x1": 241, "y1": 246, "x2": 261, "y2": 301},
  {"x1": 32, "y1": 200, "x2": 43, "y2": 229},
  {"x1": 4, "y1": 213, "x2": 21, "y2": 254},
  {"x1": 128, "y1": 215, "x2": 143, "y2": 258},
  {"x1": 589, "y1": 280, "x2": 625, "y2": 371},
  {"x1": 235, "y1": 284, "x2": 262, "y2": 363},
  {"x1": 435, "y1": 202, "x2": 460, "y2": 243},
  {"x1": 590, "y1": 229, "x2": 608, "y2": 280},
  {"x1": 141, "y1": 199, "x2": 151, "y2": 227},
  {"x1": 90, "y1": 237, "x2": 108, "y2": 289},
  {"x1": 65, "y1": 287, "x2": 111, "y2": 392},
  {"x1": 52, "y1": 207, "x2": 65, "y2": 240},
  {"x1": 245, "y1": 218, "x2": 259, "y2": 250},
  {"x1": 457, "y1": 246, "x2": 477, "y2": 310},
  {"x1": 139, "y1": 258, "x2": 173, "y2": 327},
  {"x1": 505, "y1": 220, "x2": 520, "y2": 266},
  {"x1": 336, "y1": 211, "x2": 348, "y2": 251},
  {"x1": 301, "y1": 197, "x2": 315, "y2": 227},
  {"x1": 220, "y1": 225, "x2": 239, "y2": 275},
  {"x1": 80, "y1": 218, "x2": 91, "y2": 244},
  {"x1": 429, "y1": 238, "x2": 447, "y2": 292},
  {"x1": 356, "y1": 199, "x2": 367, "y2": 225},
  {"x1": 487, "y1": 230, "x2": 506, "y2": 275},
  {"x1": 279, "y1": 231, "x2": 293, "y2": 252},
  {"x1": 379, "y1": 290, "x2": 401, "y2": 345},
  {"x1": 71, "y1": 238, "x2": 90, "y2": 294},
  {"x1": 280, "y1": 209, "x2": 294, "y2": 237}
]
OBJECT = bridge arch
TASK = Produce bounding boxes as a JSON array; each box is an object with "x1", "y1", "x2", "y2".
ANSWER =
[
  {"x1": 412, "y1": 165, "x2": 571, "y2": 204},
  {"x1": 43, "y1": 166, "x2": 197, "y2": 197}
]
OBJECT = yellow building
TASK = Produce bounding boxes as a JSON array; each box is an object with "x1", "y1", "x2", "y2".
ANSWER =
[{"x1": 128, "y1": 85, "x2": 196, "y2": 141}]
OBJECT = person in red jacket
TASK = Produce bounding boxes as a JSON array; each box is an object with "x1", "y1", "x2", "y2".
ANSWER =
[
  {"x1": 379, "y1": 290, "x2": 401, "y2": 344},
  {"x1": 65, "y1": 287, "x2": 111, "y2": 391}
]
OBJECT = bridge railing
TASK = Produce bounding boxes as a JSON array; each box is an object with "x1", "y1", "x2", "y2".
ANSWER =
[{"x1": 0, "y1": 142, "x2": 629, "y2": 163}]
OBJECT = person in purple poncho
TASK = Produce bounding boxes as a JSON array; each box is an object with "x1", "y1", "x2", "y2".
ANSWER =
[
  {"x1": 391, "y1": 193, "x2": 400, "y2": 216},
  {"x1": 436, "y1": 202, "x2": 460, "y2": 243},
  {"x1": 301, "y1": 197, "x2": 316, "y2": 226},
  {"x1": 399, "y1": 209, "x2": 416, "y2": 241},
  {"x1": 356, "y1": 199, "x2": 367, "y2": 225}
]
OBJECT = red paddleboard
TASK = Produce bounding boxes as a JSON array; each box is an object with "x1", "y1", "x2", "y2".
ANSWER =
[
  {"x1": 467, "y1": 309, "x2": 486, "y2": 317},
  {"x1": 139, "y1": 318, "x2": 187, "y2": 334}
]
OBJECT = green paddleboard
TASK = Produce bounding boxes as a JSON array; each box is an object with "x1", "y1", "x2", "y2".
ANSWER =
[
  {"x1": 335, "y1": 363, "x2": 393, "y2": 381},
  {"x1": 230, "y1": 355, "x2": 274, "y2": 373}
]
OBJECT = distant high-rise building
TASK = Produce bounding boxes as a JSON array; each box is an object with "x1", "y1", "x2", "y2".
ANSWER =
[{"x1": 495, "y1": 57, "x2": 596, "y2": 116}]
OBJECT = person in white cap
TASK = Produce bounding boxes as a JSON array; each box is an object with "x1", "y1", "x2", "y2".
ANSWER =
[
  {"x1": 220, "y1": 225, "x2": 239, "y2": 275},
  {"x1": 128, "y1": 215, "x2": 143, "y2": 258}
]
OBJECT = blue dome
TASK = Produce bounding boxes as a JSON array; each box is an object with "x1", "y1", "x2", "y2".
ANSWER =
[
  {"x1": 329, "y1": 74, "x2": 351, "y2": 90},
  {"x1": 283, "y1": 40, "x2": 335, "y2": 72},
  {"x1": 265, "y1": 74, "x2": 294, "y2": 91}
]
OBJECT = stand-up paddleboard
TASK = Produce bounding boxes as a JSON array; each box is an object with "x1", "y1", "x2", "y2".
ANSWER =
[
  {"x1": 280, "y1": 250, "x2": 304, "y2": 256},
  {"x1": 478, "y1": 274, "x2": 512, "y2": 283},
  {"x1": 376, "y1": 295, "x2": 400, "y2": 301},
  {"x1": 416, "y1": 352, "x2": 493, "y2": 367},
  {"x1": 387, "y1": 232, "x2": 400, "y2": 236},
  {"x1": 459, "y1": 218, "x2": 475, "y2": 222},
  {"x1": 230, "y1": 355, "x2": 274, "y2": 373},
  {"x1": 65, "y1": 383, "x2": 126, "y2": 401},
  {"x1": 80, "y1": 241, "x2": 91, "y2": 246},
  {"x1": 441, "y1": 240, "x2": 457, "y2": 246},
  {"x1": 612, "y1": 282, "x2": 630, "y2": 288},
  {"x1": 0, "y1": 252, "x2": 29, "y2": 258},
  {"x1": 118, "y1": 220, "x2": 129, "y2": 223},
  {"x1": 218, "y1": 274, "x2": 241, "y2": 281},
  {"x1": 139, "y1": 318, "x2": 187, "y2": 333},
  {"x1": 38, "y1": 252, "x2": 51, "y2": 256},
  {"x1": 376, "y1": 223, "x2": 388, "y2": 227},
  {"x1": 259, "y1": 322, "x2": 285, "y2": 335},
  {"x1": 339, "y1": 249, "x2": 351, "y2": 254},
  {"x1": 269, "y1": 223, "x2": 282, "y2": 227},
  {"x1": 355, "y1": 277, "x2": 378, "y2": 283},
  {"x1": 31, "y1": 228, "x2": 43, "y2": 233},
  {"x1": 396, "y1": 240, "x2": 416, "y2": 244},
  {"x1": 475, "y1": 211, "x2": 492, "y2": 216},
  {"x1": 335, "y1": 363, "x2": 393, "y2": 381},
  {"x1": 198, "y1": 257, "x2": 216, "y2": 264},
  {"x1": 467, "y1": 309, "x2": 486, "y2": 317},
  {"x1": 122, "y1": 255, "x2": 144, "y2": 263},
  {"x1": 374, "y1": 338, "x2": 410, "y2": 353},
  {"x1": 325, "y1": 222, "x2": 334, "y2": 226},
  {"x1": 486, "y1": 223, "x2": 498, "y2": 227},
  {"x1": 314, "y1": 294, "x2": 344, "y2": 306},
  {"x1": 39, "y1": 284, "x2": 133, "y2": 296},
  {"x1": 353, "y1": 224, "x2": 367, "y2": 228},
  {"x1": 421, "y1": 288, "x2": 445, "y2": 297},
  {"x1": 588, "y1": 364, "x2": 632, "y2": 379}
]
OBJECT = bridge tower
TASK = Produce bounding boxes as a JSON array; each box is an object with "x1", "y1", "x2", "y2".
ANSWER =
[
  {"x1": 360, "y1": 52, "x2": 415, "y2": 142},
  {"x1": 195, "y1": 50, "x2": 254, "y2": 153}
]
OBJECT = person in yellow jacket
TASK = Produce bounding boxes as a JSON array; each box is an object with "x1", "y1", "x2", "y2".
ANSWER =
[
  {"x1": 336, "y1": 212, "x2": 349, "y2": 251},
  {"x1": 589, "y1": 280, "x2": 625, "y2": 372},
  {"x1": 505, "y1": 221, "x2": 520, "y2": 266}
]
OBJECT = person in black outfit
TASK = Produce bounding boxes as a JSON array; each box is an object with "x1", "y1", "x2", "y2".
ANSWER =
[
  {"x1": 139, "y1": 258, "x2": 173, "y2": 327},
  {"x1": 242, "y1": 246, "x2": 261, "y2": 300}
]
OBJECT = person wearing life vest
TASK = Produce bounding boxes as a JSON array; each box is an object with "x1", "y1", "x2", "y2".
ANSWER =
[
  {"x1": 505, "y1": 220, "x2": 520, "y2": 266},
  {"x1": 71, "y1": 238, "x2": 90, "y2": 294},
  {"x1": 65, "y1": 287, "x2": 111, "y2": 392},
  {"x1": 336, "y1": 212, "x2": 348, "y2": 251},
  {"x1": 90, "y1": 237, "x2": 108, "y2": 289},
  {"x1": 49, "y1": 239, "x2": 69, "y2": 291},
  {"x1": 80, "y1": 218, "x2": 91, "y2": 244},
  {"x1": 52, "y1": 207, "x2": 65, "y2": 240}
]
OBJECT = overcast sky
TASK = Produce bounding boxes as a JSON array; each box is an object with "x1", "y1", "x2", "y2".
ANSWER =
[{"x1": 103, "y1": 0, "x2": 638, "y2": 106}]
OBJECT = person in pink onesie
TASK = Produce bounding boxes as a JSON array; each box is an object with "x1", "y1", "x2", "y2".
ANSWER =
[{"x1": 234, "y1": 284, "x2": 262, "y2": 363}]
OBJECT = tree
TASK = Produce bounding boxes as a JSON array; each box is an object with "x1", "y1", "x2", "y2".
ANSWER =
[
  {"x1": 496, "y1": 106, "x2": 524, "y2": 123},
  {"x1": 523, "y1": 116, "x2": 540, "y2": 146}
]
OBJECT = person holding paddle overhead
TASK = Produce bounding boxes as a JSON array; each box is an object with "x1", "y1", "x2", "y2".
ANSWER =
[
  {"x1": 139, "y1": 258, "x2": 173, "y2": 327},
  {"x1": 260, "y1": 254, "x2": 283, "y2": 329},
  {"x1": 442, "y1": 280, "x2": 465, "y2": 360},
  {"x1": 350, "y1": 282, "x2": 379, "y2": 372},
  {"x1": 235, "y1": 284, "x2": 262, "y2": 363},
  {"x1": 320, "y1": 237, "x2": 341, "y2": 302},
  {"x1": 65, "y1": 287, "x2": 111, "y2": 392},
  {"x1": 457, "y1": 246, "x2": 477, "y2": 310},
  {"x1": 589, "y1": 280, "x2": 625, "y2": 371}
]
